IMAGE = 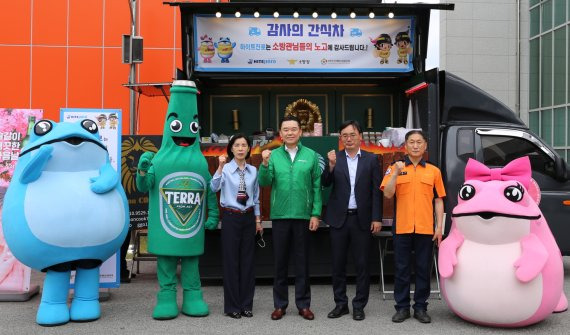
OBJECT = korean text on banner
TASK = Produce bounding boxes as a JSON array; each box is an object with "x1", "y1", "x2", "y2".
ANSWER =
[{"x1": 0, "y1": 108, "x2": 42, "y2": 293}]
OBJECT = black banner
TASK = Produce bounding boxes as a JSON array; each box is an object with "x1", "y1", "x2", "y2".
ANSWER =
[{"x1": 121, "y1": 135, "x2": 161, "y2": 229}]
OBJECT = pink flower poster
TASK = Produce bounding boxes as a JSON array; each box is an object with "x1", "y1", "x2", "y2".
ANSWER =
[
  {"x1": 0, "y1": 108, "x2": 42, "y2": 293},
  {"x1": 0, "y1": 108, "x2": 43, "y2": 188}
]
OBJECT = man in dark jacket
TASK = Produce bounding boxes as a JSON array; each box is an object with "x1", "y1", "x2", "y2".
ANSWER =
[
  {"x1": 259, "y1": 115, "x2": 322, "y2": 321},
  {"x1": 322, "y1": 120, "x2": 382, "y2": 321}
]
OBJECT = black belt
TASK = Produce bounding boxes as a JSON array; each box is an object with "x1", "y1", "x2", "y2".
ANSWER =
[
  {"x1": 222, "y1": 207, "x2": 254, "y2": 214},
  {"x1": 347, "y1": 209, "x2": 358, "y2": 215}
]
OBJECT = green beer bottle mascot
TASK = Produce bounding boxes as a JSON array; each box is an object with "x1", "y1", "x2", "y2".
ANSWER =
[{"x1": 136, "y1": 80, "x2": 219, "y2": 320}]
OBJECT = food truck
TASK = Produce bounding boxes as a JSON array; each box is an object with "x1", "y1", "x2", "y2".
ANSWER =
[{"x1": 160, "y1": 1, "x2": 570, "y2": 278}]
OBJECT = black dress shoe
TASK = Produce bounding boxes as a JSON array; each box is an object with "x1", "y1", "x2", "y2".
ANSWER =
[
  {"x1": 353, "y1": 309, "x2": 365, "y2": 321},
  {"x1": 226, "y1": 312, "x2": 241, "y2": 319},
  {"x1": 391, "y1": 309, "x2": 411, "y2": 323},
  {"x1": 327, "y1": 305, "x2": 349, "y2": 319},
  {"x1": 414, "y1": 309, "x2": 431, "y2": 323},
  {"x1": 241, "y1": 310, "x2": 253, "y2": 317}
]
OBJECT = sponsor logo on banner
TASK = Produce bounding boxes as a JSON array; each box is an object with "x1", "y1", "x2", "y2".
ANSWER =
[{"x1": 159, "y1": 172, "x2": 206, "y2": 238}]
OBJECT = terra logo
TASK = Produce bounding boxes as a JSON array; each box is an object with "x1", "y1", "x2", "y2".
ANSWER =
[
  {"x1": 158, "y1": 172, "x2": 206, "y2": 238},
  {"x1": 321, "y1": 58, "x2": 328, "y2": 65}
]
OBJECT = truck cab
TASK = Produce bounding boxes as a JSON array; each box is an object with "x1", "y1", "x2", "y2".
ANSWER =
[{"x1": 437, "y1": 71, "x2": 570, "y2": 254}]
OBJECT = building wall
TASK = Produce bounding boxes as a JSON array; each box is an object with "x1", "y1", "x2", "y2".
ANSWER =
[
  {"x1": 0, "y1": 0, "x2": 215, "y2": 135},
  {"x1": 440, "y1": 0, "x2": 522, "y2": 114},
  {"x1": 527, "y1": 0, "x2": 569, "y2": 160}
]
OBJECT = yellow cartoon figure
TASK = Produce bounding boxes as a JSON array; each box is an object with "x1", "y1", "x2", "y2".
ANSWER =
[
  {"x1": 109, "y1": 113, "x2": 118, "y2": 129},
  {"x1": 370, "y1": 34, "x2": 392, "y2": 64},
  {"x1": 96, "y1": 114, "x2": 107, "y2": 129},
  {"x1": 395, "y1": 31, "x2": 413, "y2": 65},
  {"x1": 199, "y1": 35, "x2": 215, "y2": 63}
]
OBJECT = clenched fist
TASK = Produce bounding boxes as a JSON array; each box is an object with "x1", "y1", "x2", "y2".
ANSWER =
[
  {"x1": 218, "y1": 155, "x2": 227, "y2": 166},
  {"x1": 138, "y1": 152, "x2": 155, "y2": 172},
  {"x1": 216, "y1": 155, "x2": 227, "y2": 174},
  {"x1": 394, "y1": 161, "x2": 405, "y2": 174},
  {"x1": 261, "y1": 149, "x2": 272, "y2": 166},
  {"x1": 327, "y1": 150, "x2": 337, "y2": 170}
]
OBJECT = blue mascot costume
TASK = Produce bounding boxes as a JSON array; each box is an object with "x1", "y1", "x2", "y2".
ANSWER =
[{"x1": 1, "y1": 119, "x2": 129, "y2": 326}]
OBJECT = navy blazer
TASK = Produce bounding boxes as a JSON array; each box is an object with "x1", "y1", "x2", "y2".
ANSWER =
[{"x1": 321, "y1": 149, "x2": 382, "y2": 230}]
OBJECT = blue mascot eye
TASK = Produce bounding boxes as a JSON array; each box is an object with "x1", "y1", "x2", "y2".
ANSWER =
[
  {"x1": 81, "y1": 119, "x2": 98, "y2": 134},
  {"x1": 459, "y1": 184, "x2": 475, "y2": 200},
  {"x1": 504, "y1": 184, "x2": 524, "y2": 202},
  {"x1": 34, "y1": 120, "x2": 53, "y2": 136}
]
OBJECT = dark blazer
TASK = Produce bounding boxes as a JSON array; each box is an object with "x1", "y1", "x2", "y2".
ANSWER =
[{"x1": 322, "y1": 149, "x2": 382, "y2": 230}]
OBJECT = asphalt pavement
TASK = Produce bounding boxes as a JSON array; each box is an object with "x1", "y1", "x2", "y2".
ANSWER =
[{"x1": 1, "y1": 258, "x2": 569, "y2": 335}]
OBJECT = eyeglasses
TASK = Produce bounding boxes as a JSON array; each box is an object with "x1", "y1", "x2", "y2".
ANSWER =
[{"x1": 341, "y1": 133, "x2": 358, "y2": 140}]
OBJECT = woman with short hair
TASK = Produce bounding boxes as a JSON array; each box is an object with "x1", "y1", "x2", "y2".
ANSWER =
[{"x1": 210, "y1": 134, "x2": 262, "y2": 319}]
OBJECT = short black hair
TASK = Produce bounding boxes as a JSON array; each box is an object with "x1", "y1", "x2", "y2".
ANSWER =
[
  {"x1": 339, "y1": 120, "x2": 362, "y2": 134},
  {"x1": 227, "y1": 133, "x2": 251, "y2": 160},
  {"x1": 405, "y1": 129, "x2": 427, "y2": 142},
  {"x1": 280, "y1": 114, "x2": 301, "y2": 129}
]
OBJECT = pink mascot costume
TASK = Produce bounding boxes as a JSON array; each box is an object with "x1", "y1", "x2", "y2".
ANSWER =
[{"x1": 439, "y1": 156, "x2": 567, "y2": 327}]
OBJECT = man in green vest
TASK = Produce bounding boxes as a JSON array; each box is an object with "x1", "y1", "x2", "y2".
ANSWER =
[
  {"x1": 136, "y1": 80, "x2": 219, "y2": 320},
  {"x1": 259, "y1": 115, "x2": 322, "y2": 321}
]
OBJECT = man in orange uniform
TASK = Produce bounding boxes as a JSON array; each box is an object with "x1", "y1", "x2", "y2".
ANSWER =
[{"x1": 381, "y1": 130, "x2": 445, "y2": 324}]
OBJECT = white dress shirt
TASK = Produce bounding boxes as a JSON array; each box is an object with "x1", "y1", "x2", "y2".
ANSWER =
[{"x1": 346, "y1": 149, "x2": 361, "y2": 209}]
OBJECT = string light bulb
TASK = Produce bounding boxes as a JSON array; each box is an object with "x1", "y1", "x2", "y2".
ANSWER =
[
  {"x1": 388, "y1": 11, "x2": 395, "y2": 19},
  {"x1": 293, "y1": 11, "x2": 299, "y2": 18},
  {"x1": 273, "y1": 11, "x2": 279, "y2": 18},
  {"x1": 369, "y1": 11, "x2": 375, "y2": 19},
  {"x1": 235, "y1": 11, "x2": 241, "y2": 18},
  {"x1": 331, "y1": 11, "x2": 337, "y2": 19},
  {"x1": 215, "y1": 11, "x2": 222, "y2": 18},
  {"x1": 350, "y1": 11, "x2": 356, "y2": 19},
  {"x1": 253, "y1": 11, "x2": 260, "y2": 18},
  {"x1": 312, "y1": 11, "x2": 318, "y2": 18}
]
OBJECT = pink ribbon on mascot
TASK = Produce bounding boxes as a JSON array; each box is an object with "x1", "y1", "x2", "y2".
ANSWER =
[{"x1": 465, "y1": 156, "x2": 531, "y2": 189}]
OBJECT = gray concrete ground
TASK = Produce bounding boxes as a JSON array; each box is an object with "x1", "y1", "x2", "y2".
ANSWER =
[{"x1": 1, "y1": 258, "x2": 570, "y2": 335}]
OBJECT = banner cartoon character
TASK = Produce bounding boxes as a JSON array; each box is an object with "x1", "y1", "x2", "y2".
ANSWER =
[
  {"x1": 199, "y1": 35, "x2": 215, "y2": 63},
  {"x1": 2, "y1": 119, "x2": 129, "y2": 326},
  {"x1": 439, "y1": 157, "x2": 567, "y2": 327},
  {"x1": 395, "y1": 31, "x2": 413, "y2": 64},
  {"x1": 370, "y1": 34, "x2": 392, "y2": 64},
  {"x1": 96, "y1": 114, "x2": 107, "y2": 129},
  {"x1": 108, "y1": 113, "x2": 118, "y2": 130},
  {"x1": 136, "y1": 80, "x2": 219, "y2": 320},
  {"x1": 214, "y1": 37, "x2": 236, "y2": 63}
]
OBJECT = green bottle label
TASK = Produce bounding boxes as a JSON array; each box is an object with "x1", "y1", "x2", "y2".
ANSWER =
[{"x1": 158, "y1": 172, "x2": 206, "y2": 238}]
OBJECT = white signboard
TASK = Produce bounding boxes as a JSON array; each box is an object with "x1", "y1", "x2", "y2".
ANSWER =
[
  {"x1": 60, "y1": 108, "x2": 122, "y2": 288},
  {"x1": 194, "y1": 15, "x2": 414, "y2": 73}
]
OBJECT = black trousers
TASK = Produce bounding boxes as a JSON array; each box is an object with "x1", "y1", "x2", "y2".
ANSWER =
[
  {"x1": 221, "y1": 210, "x2": 256, "y2": 314},
  {"x1": 393, "y1": 233, "x2": 434, "y2": 311},
  {"x1": 330, "y1": 213, "x2": 372, "y2": 310},
  {"x1": 272, "y1": 219, "x2": 311, "y2": 310},
  {"x1": 120, "y1": 228, "x2": 132, "y2": 276}
]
